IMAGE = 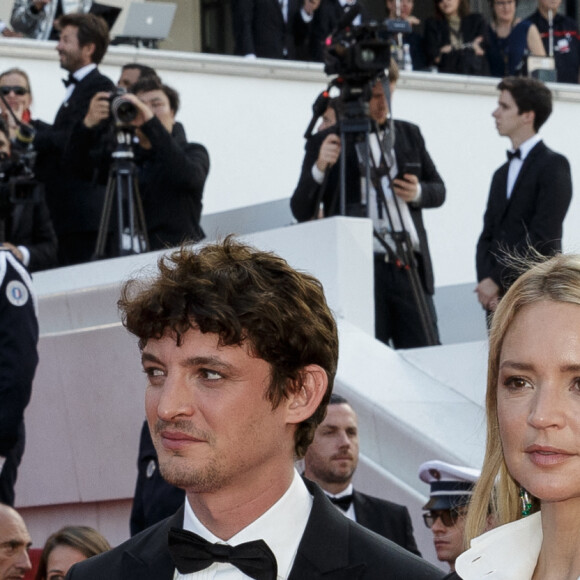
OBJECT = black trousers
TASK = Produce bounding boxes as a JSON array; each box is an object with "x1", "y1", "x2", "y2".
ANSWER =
[
  {"x1": 373, "y1": 254, "x2": 440, "y2": 349},
  {"x1": 0, "y1": 421, "x2": 25, "y2": 506}
]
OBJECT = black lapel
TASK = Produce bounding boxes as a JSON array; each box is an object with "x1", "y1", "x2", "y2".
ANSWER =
[
  {"x1": 499, "y1": 141, "x2": 544, "y2": 222},
  {"x1": 122, "y1": 507, "x2": 184, "y2": 579},
  {"x1": 289, "y1": 479, "x2": 366, "y2": 579}
]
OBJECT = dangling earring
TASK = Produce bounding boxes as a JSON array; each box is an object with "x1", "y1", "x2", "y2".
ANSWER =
[{"x1": 519, "y1": 488, "x2": 532, "y2": 517}]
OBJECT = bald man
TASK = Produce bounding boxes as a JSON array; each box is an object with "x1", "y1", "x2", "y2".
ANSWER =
[{"x1": 0, "y1": 504, "x2": 32, "y2": 579}]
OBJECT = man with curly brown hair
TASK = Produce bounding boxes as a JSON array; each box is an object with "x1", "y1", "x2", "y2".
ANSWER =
[{"x1": 68, "y1": 237, "x2": 444, "y2": 580}]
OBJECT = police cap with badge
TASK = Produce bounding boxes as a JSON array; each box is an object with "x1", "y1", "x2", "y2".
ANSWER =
[{"x1": 418, "y1": 460, "x2": 480, "y2": 511}]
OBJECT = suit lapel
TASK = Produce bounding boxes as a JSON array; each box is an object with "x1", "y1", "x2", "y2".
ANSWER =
[
  {"x1": 289, "y1": 480, "x2": 366, "y2": 579},
  {"x1": 122, "y1": 507, "x2": 184, "y2": 579},
  {"x1": 500, "y1": 141, "x2": 544, "y2": 223}
]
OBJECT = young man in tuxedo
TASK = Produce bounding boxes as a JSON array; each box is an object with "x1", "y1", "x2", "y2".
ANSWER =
[
  {"x1": 291, "y1": 60, "x2": 445, "y2": 349},
  {"x1": 303, "y1": 394, "x2": 421, "y2": 555},
  {"x1": 475, "y1": 77, "x2": 572, "y2": 315},
  {"x1": 33, "y1": 12, "x2": 114, "y2": 266},
  {"x1": 67, "y1": 238, "x2": 444, "y2": 579}
]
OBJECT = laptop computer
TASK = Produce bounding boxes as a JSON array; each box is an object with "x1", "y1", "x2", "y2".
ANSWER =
[{"x1": 119, "y1": 1, "x2": 177, "y2": 41}]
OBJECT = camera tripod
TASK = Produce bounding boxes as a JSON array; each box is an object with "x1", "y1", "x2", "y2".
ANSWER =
[
  {"x1": 94, "y1": 126, "x2": 150, "y2": 259},
  {"x1": 313, "y1": 76, "x2": 438, "y2": 346}
]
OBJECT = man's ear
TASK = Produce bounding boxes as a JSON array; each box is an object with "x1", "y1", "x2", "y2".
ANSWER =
[
  {"x1": 82, "y1": 42, "x2": 96, "y2": 61},
  {"x1": 286, "y1": 364, "x2": 328, "y2": 424},
  {"x1": 522, "y1": 109, "x2": 535, "y2": 127}
]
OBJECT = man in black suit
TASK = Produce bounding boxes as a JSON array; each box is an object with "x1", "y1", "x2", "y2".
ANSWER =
[
  {"x1": 475, "y1": 77, "x2": 572, "y2": 314},
  {"x1": 33, "y1": 12, "x2": 114, "y2": 266},
  {"x1": 291, "y1": 60, "x2": 445, "y2": 348},
  {"x1": 232, "y1": 0, "x2": 320, "y2": 60},
  {"x1": 0, "y1": 120, "x2": 58, "y2": 272},
  {"x1": 67, "y1": 238, "x2": 444, "y2": 580},
  {"x1": 303, "y1": 393, "x2": 421, "y2": 555}
]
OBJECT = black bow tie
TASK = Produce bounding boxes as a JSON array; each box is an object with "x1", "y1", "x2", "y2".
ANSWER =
[
  {"x1": 62, "y1": 73, "x2": 78, "y2": 88},
  {"x1": 506, "y1": 148, "x2": 521, "y2": 161},
  {"x1": 329, "y1": 494, "x2": 353, "y2": 511},
  {"x1": 168, "y1": 528, "x2": 277, "y2": 580}
]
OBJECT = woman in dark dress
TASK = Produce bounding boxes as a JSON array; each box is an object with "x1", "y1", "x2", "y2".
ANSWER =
[
  {"x1": 485, "y1": 0, "x2": 545, "y2": 77},
  {"x1": 424, "y1": 0, "x2": 489, "y2": 75}
]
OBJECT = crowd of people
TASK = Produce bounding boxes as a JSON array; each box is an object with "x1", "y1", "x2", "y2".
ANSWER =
[
  {"x1": 230, "y1": 0, "x2": 580, "y2": 83},
  {"x1": 0, "y1": 13, "x2": 210, "y2": 268},
  {"x1": 1, "y1": 0, "x2": 580, "y2": 82},
  {"x1": 0, "y1": 2, "x2": 578, "y2": 580}
]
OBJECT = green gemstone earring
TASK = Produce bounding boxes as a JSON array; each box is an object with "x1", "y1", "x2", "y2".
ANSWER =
[{"x1": 519, "y1": 488, "x2": 532, "y2": 517}]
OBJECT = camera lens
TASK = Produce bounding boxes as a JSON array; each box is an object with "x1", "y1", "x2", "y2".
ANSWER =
[{"x1": 111, "y1": 96, "x2": 138, "y2": 124}]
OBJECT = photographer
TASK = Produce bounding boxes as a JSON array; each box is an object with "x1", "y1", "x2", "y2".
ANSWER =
[
  {"x1": 0, "y1": 120, "x2": 57, "y2": 272},
  {"x1": 291, "y1": 59, "x2": 445, "y2": 349},
  {"x1": 66, "y1": 79, "x2": 209, "y2": 250}
]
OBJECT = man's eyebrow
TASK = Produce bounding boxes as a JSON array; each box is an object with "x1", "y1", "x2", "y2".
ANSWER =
[{"x1": 141, "y1": 352, "x2": 235, "y2": 371}]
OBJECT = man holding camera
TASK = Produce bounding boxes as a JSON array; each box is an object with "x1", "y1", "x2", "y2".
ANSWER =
[
  {"x1": 32, "y1": 13, "x2": 114, "y2": 266},
  {"x1": 68, "y1": 78, "x2": 209, "y2": 250},
  {"x1": 291, "y1": 59, "x2": 445, "y2": 349},
  {"x1": 0, "y1": 120, "x2": 58, "y2": 272}
]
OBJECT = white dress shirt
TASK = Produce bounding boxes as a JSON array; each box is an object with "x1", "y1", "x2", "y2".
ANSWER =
[
  {"x1": 506, "y1": 134, "x2": 541, "y2": 199},
  {"x1": 174, "y1": 470, "x2": 313, "y2": 580},
  {"x1": 62, "y1": 62, "x2": 96, "y2": 103}
]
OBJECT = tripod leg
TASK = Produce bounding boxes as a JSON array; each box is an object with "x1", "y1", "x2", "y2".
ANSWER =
[{"x1": 94, "y1": 173, "x2": 116, "y2": 259}]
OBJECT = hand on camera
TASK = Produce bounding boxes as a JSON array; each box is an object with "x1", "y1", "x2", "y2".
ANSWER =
[
  {"x1": 83, "y1": 91, "x2": 113, "y2": 128},
  {"x1": 316, "y1": 134, "x2": 341, "y2": 172}
]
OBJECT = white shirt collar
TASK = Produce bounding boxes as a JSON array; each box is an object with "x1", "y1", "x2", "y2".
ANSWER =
[
  {"x1": 72, "y1": 63, "x2": 97, "y2": 82},
  {"x1": 324, "y1": 483, "x2": 353, "y2": 499},
  {"x1": 514, "y1": 133, "x2": 541, "y2": 161},
  {"x1": 456, "y1": 512, "x2": 543, "y2": 580},
  {"x1": 179, "y1": 470, "x2": 313, "y2": 579}
]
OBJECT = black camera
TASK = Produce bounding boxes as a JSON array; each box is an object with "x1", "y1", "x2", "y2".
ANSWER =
[
  {"x1": 0, "y1": 150, "x2": 41, "y2": 223},
  {"x1": 325, "y1": 21, "x2": 392, "y2": 82},
  {"x1": 109, "y1": 87, "x2": 138, "y2": 125}
]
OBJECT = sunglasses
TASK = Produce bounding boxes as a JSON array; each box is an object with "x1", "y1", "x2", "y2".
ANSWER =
[
  {"x1": 423, "y1": 509, "x2": 465, "y2": 528},
  {"x1": 0, "y1": 86, "x2": 29, "y2": 96}
]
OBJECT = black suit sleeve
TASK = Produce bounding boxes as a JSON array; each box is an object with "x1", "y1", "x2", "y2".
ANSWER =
[
  {"x1": 232, "y1": 0, "x2": 256, "y2": 55},
  {"x1": 290, "y1": 131, "x2": 327, "y2": 222},
  {"x1": 404, "y1": 123, "x2": 446, "y2": 211},
  {"x1": 423, "y1": 18, "x2": 446, "y2": 67},
  {"x1": 20, "y1": 193, "x2": 58, "y2": 272},
  {"x1": 139, "y1": 116, "x2": 210, "y2": 194},
  {"x1": 33, "y1": 74, "x2": 115, "y2": 158}
]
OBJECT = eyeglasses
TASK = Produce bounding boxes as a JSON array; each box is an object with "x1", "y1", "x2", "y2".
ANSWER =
[
  {"x1": 423, "y1": 509, "x2": 465, "y2": 528},
  {"x1": 0, "y1": 86, "x2": 29, "y2": 96}
]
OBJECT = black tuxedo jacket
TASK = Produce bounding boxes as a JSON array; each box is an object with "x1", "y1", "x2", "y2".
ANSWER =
[
  {"x1": 233, "y1": 0, "x2": 311, "y2": 60},
  {"x1": 352, "y1": 490, "x2": 421, "y2": 556},
  {"x1": 67, "y1": 481, "x2": 445, "y2": 579},
  {"x1": 8, "y1": 192, "x2": 58, "y2": 272},
  {"x1": 476, "y1": 140, "x2": 572, "y2": 293},
  {"x1": 290, "y1": 120, "x2": 445, "y2": 295},
  {"x1": 34, "y1": 67, "x2": 114, "y2": 235}
]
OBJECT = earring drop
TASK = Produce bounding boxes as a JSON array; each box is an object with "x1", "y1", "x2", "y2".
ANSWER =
[{"x1": 519, "y1": 488, "x2": 532, "y2": 517}]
